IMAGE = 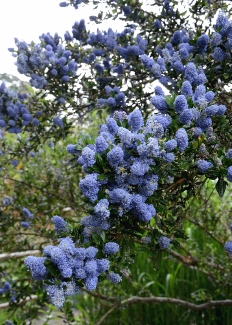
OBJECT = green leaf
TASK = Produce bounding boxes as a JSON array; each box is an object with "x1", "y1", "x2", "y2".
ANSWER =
[
  {"x1": 97, "y1": 190, "x2": 105, "y2": 200},
  {"x1": 215, "y1": 178, "x2": 227, "y2": 198},
  {"x1": 97, "y1": 174, "x2": 107, "y2": 181}
]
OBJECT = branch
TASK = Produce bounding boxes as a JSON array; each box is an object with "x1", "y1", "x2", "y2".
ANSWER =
[
  {"x1": 96, "y1": 305, "x2": 118, "y2": 325},
  {"x1": 81, "y1": 287, "x2": 116, "y2": 303},
  {"x1": 121, "y1": 296, "x2": 232, "y2": 310},
  {"x1": 96, "y1": 295, "x2": 232, "y2": 325},
  {"x1": 0, "y1": 250, "x2": 40, "y2": 261},
  {"x1": 0, "y1": 295, "x2": 37, "y2": 310},
  {"x1": 170, "y1": 248, "x2": 225, "y2": 271}
]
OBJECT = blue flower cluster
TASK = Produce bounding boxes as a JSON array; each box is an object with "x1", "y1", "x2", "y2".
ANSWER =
[
  {"x1": 0, "y1": 280, "x2": 17, "y2": 302},
  {"x1": 210, "y1": 12, "x2": 232, "y2": 62},
  {"x1": 70, "y1": 109, "x2": 190, "y2": 240},
  {"x1": 59, "y1": 0, "x2": 83, "y2": 9},
  {"x1": 147, "y1": 42, "x2": 227, "y2": 136},
  {"x1": 12, "y1": 34, "x2": 78, "y2": 89},
  {"x1": 24, "y1": 218, "x2": 120, "y2": 307},
  {"x1": 158, "y1": 236, "x2": 171, "y2": 249},
  {"x1": 0, "y1": 82, "x2": 39, "y2": 135},
  {"x1": 20, "y1": 207, "x2": 34, "y2": 228},
  {"x1": 97, "y1": 86, "x2": 126, "y2": 110},
  {"x1": 0, "y1": 281, "x2": 11, "y2": 294}
]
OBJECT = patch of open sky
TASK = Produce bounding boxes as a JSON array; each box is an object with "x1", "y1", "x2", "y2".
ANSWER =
[{"x1": 0, "y1": 0, "x2": 122, "y2": 79}]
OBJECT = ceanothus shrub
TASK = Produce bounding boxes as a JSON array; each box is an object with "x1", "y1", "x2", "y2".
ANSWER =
[{"x1": 21, "y1": 7, "x2": 232, "y2": 310}]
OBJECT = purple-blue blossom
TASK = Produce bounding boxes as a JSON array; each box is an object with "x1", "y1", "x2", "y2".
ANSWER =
[
  {"x1": 107, "y1": 146, "x2": 124, "y2": 168},
  {"x1": 164, "y1": 139, "x2": 177, "y2": 152},
  {"x1": 95, "y1": 136, "x2": 109, "y2": 153},
  {"x1": 24, "y1": 256, "x2": 47, "y2": 280},
  {"x1": 108, "y1": 272, "x2": 122, "y2": 284},
  {"x1": 224, "y1": 241, "x2": 232, "y2": 253},
  {"x1": 197, "y1": 160, "x2": 213, "y2": 173},
  {"x1": 158, "y1": 236, "x2": 171, "y2": 249},
  {"x1": 150, "y1": 95, "x2": 168, "y2": 113},
  {"x1": 174, "y1": 95, "x2": 188, "y2": 114},
  {"x1": 103, "y1": 242, "x2": 119, "y2": 255},
  {"x1": 128, "y1": 109, "x2": 144, "y2": 131},
  {"x1": 79, "y1": 173, "x2": 100, "y2": 202},
  {"x1": 227, "y1": 166, "x2": 232, "y2": 182},
  {"x1": 175, "y1": 128, "x2": 188, "y2": 152}
]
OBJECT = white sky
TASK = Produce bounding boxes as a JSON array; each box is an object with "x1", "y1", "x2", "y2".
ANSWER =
[{"x1": 0, "y1": 0, "x2": 124, "y2": 80}]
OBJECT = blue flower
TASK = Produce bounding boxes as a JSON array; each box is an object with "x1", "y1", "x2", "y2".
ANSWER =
[
  {"x1": 79, "y1": 174, "x2": 100, "y2": 202},
  {"x1": 196, "y1": 117, "x2": 212, "y2": 130},
  {"x1": 205, "y1": 91, "x2": 215, "y2": 103},
  {"x1": 109, "y1": 188, "x2": 132, "y2": 209},
  {"x1": 213, "y1": 47, "x2": 225, "y2": 62},
  {"x1": 22, "y1": 208, "x2": 34, "y2": 220},
  {"x1": 173, "y1": 61, "x2": 184, "y2": 73},
  {"x1": 103, "y1": 242, "x2": 119, "y2": 255},
  {"x1": 53, "y1": 116, "x2": 63, "y2": 128},
  {"x1": 179, "y1": 109, "x2": 193, "y2": 125},
  {"x1": 95, "y1": 136, "x2": 109, "y2": 153},
  {"x1": 106, "y1": 117, "x2": 118, "y2": 135},
  {"x1": 51, "y1": 216, "x2": 69, "y2": 234},
  {"x1": 97, "y1": 258, "x2": 110, "y2": 273},
  {"x1": 24, "y1": 256, "x2": 47, "y2": 280},
  {"x1": 210, "y1": 32, "x2": 222, "y2": 46},
  {"x1": 158, "y1": 236, "x2": 171, "y2": 249},
  {"x1": 130, "y1": 159, "x2": 151, "y2": 176},
  {"x1": 175, "y1": 128, "x2": 188, "y2": 152},
  {"x1": 86, "y1": 247, "x2": 98, "y2": 259},
  {"x1": 197, "y1": 159, "x2": 213, "y2": 173},
  {"x1": 21, "y1": 221, "x2": 30, "y2": 228},
  {"x1": 184, "y1": 62, "x2": 198, "y2": 84},
  {"x1": 131, "y1": 194, "x2": 156, "y2": 222},
  {"x1": 154, "y1": 20, "x2": 162, "y2": 29},
  {"x1": 58, "y1": 237, "x2": 76, "y2": 256},
  {"x1": 46, "y1": 284, "x2": 65, "y2": 307},
  {"x1": 66, "y1": 144, "x2": 78, "y2": 155},
  {"x1": 215, "y1": 11, "x2": 228, "y2": 29},
  {"x1": 151, "y1": 64, "x2": 162, "y2": 78},
  {"x1": 196, "y1": 34, "x2": 209, "y2": 54},
  {"x1": 150, "y1": 95, "x2": 168, "y2": 113},
  {"x1": 216, "y1": 105, "x2": 226, "y2": 116},
  {"x1": 84, "y1": 259, "x2": 98, "y2": 276},
  {"x1": 81, "y1": 147, "x2": 96, "y2": 167},
  {"x1": 94, "y1": 199, "x2": 110, "y2": 219},
  {"x1": 164, "y1": 139, "x2": 177, "y2": 152},
  {"x1": 163, "y1": 152, "x2": 175, "y2": 163},
  {"x1": 224, "y1": 241, "x2": 232, "y2": 253},
  {"x1": 128, "y1": 109, "x2": 144, "y2": 132},
  {"x1": 227, "y1": 166, "x2": 232, "y2": 182},
  {"x1": 225, "y1": 149, "x2": 232, "y2": 158},
  {"x1": 123, "y1": 5, "x2": 132, "y2": 15},
  {"x1": 140, "y1": 54, "x2": 155, "y2": 70},
  {"x1": 85, "y1": 276, "x2": 98, "y2": 290},
  {"x1": 107, "y1": 146, "x2": 124, "y2": 168},
  {"x1": 203, "y1": 105, "x2": 219, "y2": 117},
  {"x1": 174, "y1": 95, "x2": 188, "y2": 114},
  {"x1": 108, "y1": 272, "x2": 122, "y2": 284},
  {"x1": 94, "y1": 63, "x2": 104, "y2": 74},
  {"x1": 154, "y1": 86, "x2": 164, "y2": 96}
]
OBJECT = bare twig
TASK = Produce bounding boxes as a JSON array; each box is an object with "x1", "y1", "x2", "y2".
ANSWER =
[
  {"x1": 121, "y1": 296, "x2": 232, "y2": 310},
  {"x1": 96, "y1": 305, "x2": 118, "y2": 325},
  {"x1": 96, "y1": 295, "x2": 232, "y2": 325},
  {"x1": 0, "y1": 295, "x2": 37, "y2": 310},
  {"x1": 0, "y1": 250, "x2": 40, "y2": 261}
]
